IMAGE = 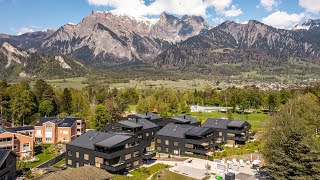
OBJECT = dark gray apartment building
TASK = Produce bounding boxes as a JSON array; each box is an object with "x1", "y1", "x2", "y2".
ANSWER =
[
  {"x1": 101, "y1": 118, "x2": 159, "y2": 142},
  {"x1": 202, "y1": 119, "x2": 252, "y2": 146},
  {"x1": 155, "y1": 123, "x2": 217, "y2": 156},
  {"x1": 66, "y1": 130, "x2": 155, "y2": 174},
  {"x1": 0, "y1": 150, "x2": 18, "y2": 180}
]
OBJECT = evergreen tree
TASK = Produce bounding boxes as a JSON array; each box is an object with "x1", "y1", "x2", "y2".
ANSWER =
[
  {"x1": 264, "y1": 94, "x2": 320, "y2": 179},
  {"x1": 92, "y1": 105, "x2": 110, "y2": 130},
  {"x1": 60, "y1": 88, "x2": 72, "y2": 115},
  {"x1": 39, "y1": 100, "x2": 55, "y2": 117}
]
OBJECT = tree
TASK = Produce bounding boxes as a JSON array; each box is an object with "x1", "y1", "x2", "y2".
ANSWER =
[
  {"x1": 11, "y1": 90, "x2": 37, "y2": 126},
  {"x1": 34, "y1": 79, "x2": 49, "y2": 102},
  {"x1": 92, "y1": 105, "x2": 110, "y2": 130},
  {"x1": 267, "y1": 91, "x2": 280, "y2": 113},
  {"x1": 263, "y1": 94, "x2": 320, "y2": 179},
  {"x1": 60, "y1": 88, "x2": 72, "y2": 115},
  {"x1": 39, "y1": 100, "x2": 54, "y2": 117}
]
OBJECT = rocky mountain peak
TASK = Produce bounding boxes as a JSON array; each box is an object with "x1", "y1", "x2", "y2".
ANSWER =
[
  {"x1": 181, "y1": 15, "x2": 205, "y2": 23},
  {"x1": 293, "y1": 19, "x2": 320, "y2": 31}
]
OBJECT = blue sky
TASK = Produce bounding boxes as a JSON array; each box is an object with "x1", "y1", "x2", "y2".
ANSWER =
[{"x1": 0, "y1": 0, "x2": 319, "y2": 35}]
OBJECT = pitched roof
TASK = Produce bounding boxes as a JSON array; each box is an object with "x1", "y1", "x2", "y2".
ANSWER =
[
  {"x1": 156, "y1": 124, "x2": 196, "y2": 138},
  {"x1": 6, "y1": 126, "x2": 34, "y2": 132},
  {"x1": 95, "y1": 134, "x2": 131, "y2": 148},
  {"x1": 35, "y1": 117, "x2": 59, "y2": 126},
  {"x1": 129, "y1": 119, "x2": 158, "y2": 130},
  {"x1": 118, "y1": 120, "x2": 143, "y2": 128},
  {"x1": 227, "y1": 120, "x2": 247, "y2": 128},
  {"x1": 171, "y1": 117, "x2": 191, "y2": 123},
  {"x1": 202, "y1": 118, "x2": 232, "y2": 129},
  {"x1": 35, "y1": 117, "x2": 82, "y2": 127},
  {"x1": 0, "y1": 150, "x2": 18, "y2": 167},
  {"x1": 145, "y1": 112, "x2": 161, "y2": 120},
  {"x1": 180, "y1": 115, "x2": 200, "y2": 124},
  {"x1": 184, "y1": 126, "x2": 212, "y2": 137},
  {"x1": 129, "y1": 113, "x2": 150, "y2": 119},
  {"x1": 68, "y1": 130, "x2": 132, "y2": 150},
  {"x1": 58, "y1": 118, "x2": 78, "y2": 127},
  {"x1": 36, "y1": 165, "x2": 112, "y2": 180}
]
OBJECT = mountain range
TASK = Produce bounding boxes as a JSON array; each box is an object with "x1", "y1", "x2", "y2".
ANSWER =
[{"x1": 0, "y1": 11, "x2": 320, "y2": 79}]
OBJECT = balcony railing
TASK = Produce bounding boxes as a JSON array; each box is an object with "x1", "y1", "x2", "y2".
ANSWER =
[
  {"x1": 0, "y1": 141, "x2": 12, "y2": 146},
  {"x1": 101, "y1": 162, "x2": 126, "y2": 172},
  {"x1": 142, "y1": 151, "x2": 156, "y2": 160}
]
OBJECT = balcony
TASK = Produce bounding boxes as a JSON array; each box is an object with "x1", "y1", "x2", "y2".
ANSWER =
[
  {"x1": 0, "y1": 141, "x2": 12, "y2": 146},
  {"x1": 227, "y1": 136, "x2": 246, "y2": 142},
  {"x1": 101, "y1": 162, "x2": 126, "y2": 172},
  {"x1": 142, "y1": 151, "x2": 156, "y2": 160}
]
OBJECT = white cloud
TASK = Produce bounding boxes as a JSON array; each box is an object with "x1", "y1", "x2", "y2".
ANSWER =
[
  {"x1": 87, "y1": 0, "x2": 242, "y2": 17},
  {"x1": 211, "y1": 17, "x2": 225, "y2": 25},
  {"x1": 260, "y1": 0, "x2": 279, "y2": 11},
  {"x1": 262, "y1": 11, "x2": 307, "y2": 29},
  {"x1": 16, "y1": 27, "x2": 35, "y2": 35},
  {"x1": 222, "y1": 5, "x2": 242, "y2": 17},
  {"x1": 299, "y1": 0, "x2": 320, "y2": 13}
]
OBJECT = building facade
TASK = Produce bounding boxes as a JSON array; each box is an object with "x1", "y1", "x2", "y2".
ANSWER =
[
  {"x1": 202, "y1": 119, "x2": 252, "y2": 146},
  {"x1": 155, "y1": 123, "x2": 217, "y2": 156},
  {"x1": 0, "y1": 128, "x2": 34, "y2": 159},
  {"x1": 34, "y1": 117, "x2": 85, "y2": 144},
  {"x1": 101, "y1": 118, "x2": 160, "y2": 142},
  {"x1": 0, "y1": 150, "x2": 18, "y2": 180},
  {"x1": 66, "y1": 130, "x2": 155, "y2": 174}
]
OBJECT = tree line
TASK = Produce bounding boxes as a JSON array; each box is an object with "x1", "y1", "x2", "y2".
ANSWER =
[{"x1": 0, "y1": 79, "x2": 318, "y2": 129}]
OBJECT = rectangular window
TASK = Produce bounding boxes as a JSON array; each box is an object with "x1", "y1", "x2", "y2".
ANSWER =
[
  {"x1": 36, "y1": 130, "x2": 42, "y2": 135},
  {"x1": 174, "y1": 150, "x2": 179, "y2": 155},
  {"x1": 76, "y1": 152, "x2": 79, "y2": 158},
  {"x1": 156, "y1": 139, "x2": 161, "y2": 144},
  {"x1": 45, "y1": 124, "x2": 52, "y2": 131},
  {"x1": 22, "y1": 143, "x2": 30, "y2": 151},
  {"x1": 95, "y1": 157, "x2": 103, "y2": 164},
  {"x1": 133, "y1": 160, "x2": 139, "y2": 167},
  {"x1": 63, "y1": 137, "x2": 68, "y2": 141},
  {"x1": 174, "y1": 141, "x2": 179, "y2": 146},
  {"x1": 165, "y1": 140, "x2": 169, "y2": 145},
  {"x1": 67, "y1": 159, "x2": 72, "y2": 165},
  {"x1": 185, "y1": 144, "x2": 193, "y2": 149},
  {"x1": 157, "y1": 147, "x2": 161, "y2": 151},
  {"x1": 133, "y1": 151, "x2": 139, "y2": 157},
  {"x1": 125, "y1": 153, "x2": 132, "y2": 160},
  {"x1": 138, "y1": 135, "x2": 142, "y2": 139},
  {"x1": 146, "y1": 133, "x2": 149, "y2": 137},
  {"x1": 76, "y1": 162, "x2": 79, "y2": 167},
  {"x1": 84, "y1": 154, "x2": 89, "y2": 160},
  {"x1": 68, "y1": 150, "x2": 72, "y2": 156},
  {"x1": 219, "y1": 132, "x2": 222, "y2": 137},
  {"x1": 152, "y1": 132, "x2": 154, "y2": 135},
  {"x1": 45, "y1": 138, "x2": 52, "y2": 142},
  {"x1": 165, "y1": 148, "x2": 169, "y2": 153},
  {"x1": 63, "y1": 130, "x2": 68, "y2": 135}
]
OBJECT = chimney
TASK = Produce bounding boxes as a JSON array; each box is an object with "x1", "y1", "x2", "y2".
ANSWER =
[{"x1": 136, "y1": 119, "x2": 138, "y2": 123}]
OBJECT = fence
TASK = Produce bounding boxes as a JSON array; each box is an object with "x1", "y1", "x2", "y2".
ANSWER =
[{"x1": 36, "y1": 152, "x2": 65, "y2": 168}]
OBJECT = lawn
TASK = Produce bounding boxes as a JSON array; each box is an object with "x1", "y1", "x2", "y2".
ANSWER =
[
  {"x1": 188, "y1": 111, "x2": 270, "y2": 131},
  {"x1": 53, "y1": 158, "x2": 66, "y2": 167},
  {"x1": 20, "y1": 144, "x2": 58, "y2": 169},
  {"x1": 151, "y1": 170, "x2": 196, "y2": 180},
  {"x1": 43, "y1": 77, "x2": 88, "y2": 89},
  {"x1": 112, "y1": 163, "x2": 170, "y2": 180}
]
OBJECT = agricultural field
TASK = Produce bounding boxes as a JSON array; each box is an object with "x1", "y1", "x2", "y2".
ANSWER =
[
  {"x1": 109, "y1": 79, "x2": 219, "y2": 90},
  {"x1": 44, "y1": 77, "x2": 88, "y2": 89},
  {"x1": 188, "y1": 111, "x2": 270, "y2": 131}
]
